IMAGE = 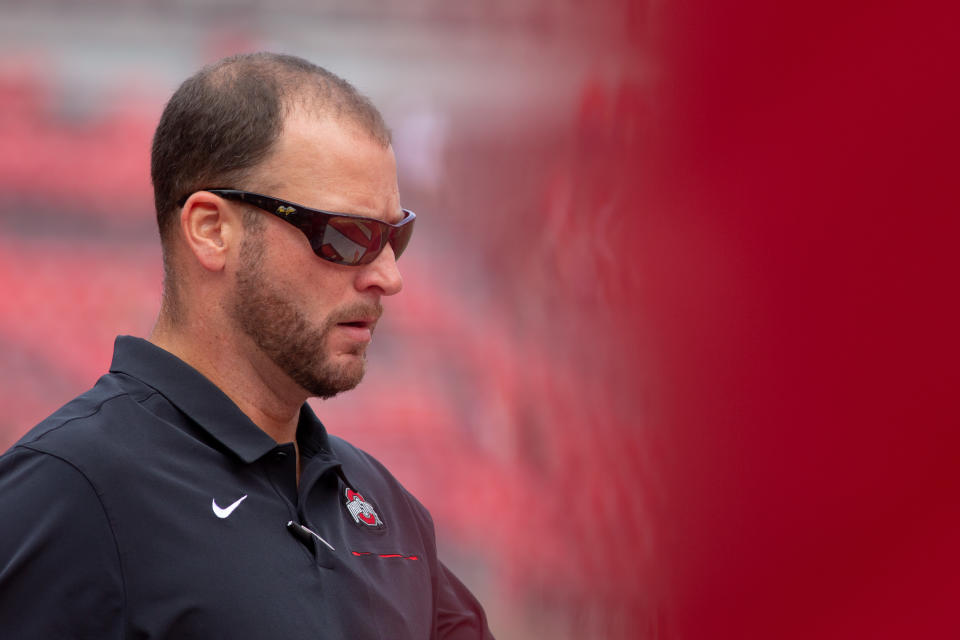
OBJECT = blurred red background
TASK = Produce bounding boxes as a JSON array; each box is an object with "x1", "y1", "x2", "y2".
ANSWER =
[{"x1": 0, "y1": 1, "x2": 957, "y2": 638}]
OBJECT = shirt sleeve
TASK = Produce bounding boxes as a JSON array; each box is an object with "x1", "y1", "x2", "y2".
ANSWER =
[
  {"x1": 0, "y1": 446, "x2": 125, "y2": 639},
  {"x1": 435, "y1": 560, "x2": 495, "y2": 640}
]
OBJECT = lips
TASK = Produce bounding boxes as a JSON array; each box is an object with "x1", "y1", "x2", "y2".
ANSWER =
[
  {"x1": 335, "y1": 322, "x2": 374, "y2": 344},
  {"x1": 334, "y1": 312, "x2": 379, "y2": 345},
  {"x1": 331, "y1": 303, "x2": 382, "y2": 343},
  {"x1": 336, "y1": 318, "x2": 376, "y2": 330},
  {"x1": 339, "y1": 318, "x2": 373, "y2": 327}
]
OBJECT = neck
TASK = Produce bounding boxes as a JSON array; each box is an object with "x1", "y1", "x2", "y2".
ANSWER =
[{"x1": 150, "y1": 313, "x2": 305, "y2": 445}]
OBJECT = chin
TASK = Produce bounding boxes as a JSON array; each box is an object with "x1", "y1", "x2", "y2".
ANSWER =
[{"x1": 302, "y1": 357, "x2": 367, "y2": 400}]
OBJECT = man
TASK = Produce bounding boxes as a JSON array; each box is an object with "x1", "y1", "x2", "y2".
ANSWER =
[{"x1": 0, "y1": 52, "x2": 493, "y2": 639}]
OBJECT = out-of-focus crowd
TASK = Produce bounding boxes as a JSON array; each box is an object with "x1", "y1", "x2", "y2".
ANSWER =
[{"x1": 0, "y1": 4, "x2": 649, "y2": 637}]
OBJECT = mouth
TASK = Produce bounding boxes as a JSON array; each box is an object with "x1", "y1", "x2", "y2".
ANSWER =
[
  {"x1": 334, "y1": 317, "x2": 378, "y2": 344},
  {"x1": 332, "y1": 302, "x2": 383, "y2": 344},
  {"x1": 336, "y1": 318, "x2": 376, "y2": 330}
]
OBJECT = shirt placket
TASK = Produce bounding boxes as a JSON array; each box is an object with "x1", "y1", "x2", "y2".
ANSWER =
[{"x1": 290, "y1": 450, "x2": 342, "y2": 570}]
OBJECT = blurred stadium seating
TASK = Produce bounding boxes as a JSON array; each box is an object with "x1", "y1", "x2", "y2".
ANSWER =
[{"x1": 0, "y1": 4, "x2": 649, "y2": 638}]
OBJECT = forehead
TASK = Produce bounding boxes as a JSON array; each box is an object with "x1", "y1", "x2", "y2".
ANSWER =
[{"x1": 255, "y1": 111, "x2": 401, "y2": 223}]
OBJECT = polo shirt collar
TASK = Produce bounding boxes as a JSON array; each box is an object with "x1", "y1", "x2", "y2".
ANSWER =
[{"x1": 109, "y1": 335, "x2": 333, "y2": 463}]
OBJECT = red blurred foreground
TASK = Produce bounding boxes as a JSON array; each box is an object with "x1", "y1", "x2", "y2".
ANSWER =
[{"x1": 646, "y1": 2, "x2": 960, "y2": 638}]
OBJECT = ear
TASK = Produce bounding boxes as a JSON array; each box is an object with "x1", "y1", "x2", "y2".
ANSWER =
[{"x1": 178, "y1": 191, "x2": 242, "y2": 272}]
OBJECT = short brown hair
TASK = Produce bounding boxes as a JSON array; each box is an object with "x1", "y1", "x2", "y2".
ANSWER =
[{"x1": 151, "y1": 52, "x2": 391, "y2": 244}]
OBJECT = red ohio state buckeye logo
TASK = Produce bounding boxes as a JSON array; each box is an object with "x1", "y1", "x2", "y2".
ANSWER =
[{"x1": 345, "y1": 488, "x2": 384, "y2": 528}]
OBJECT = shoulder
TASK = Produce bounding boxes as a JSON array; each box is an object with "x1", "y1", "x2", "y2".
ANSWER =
[
  {"x1": 8, "y1": 371, "x2": 159, "y2": 463},
  {"x1": 0, "y1": 372, "x2": 152, "y2": 521},
  {"x1": 0, "y1": 442, "x2": 122, "y2": 573},
  {"x1": 0, "y1": 442, "x2": 126, "y2": 635}
]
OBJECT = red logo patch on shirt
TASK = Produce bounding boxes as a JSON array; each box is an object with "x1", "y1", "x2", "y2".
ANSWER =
[{"x1": 344, "y1": 488, "x2": 384, "y2": 528}]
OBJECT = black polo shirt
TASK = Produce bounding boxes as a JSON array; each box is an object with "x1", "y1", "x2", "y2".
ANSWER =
[{"x1": 0, "y1": 336, "x2": 492, "y2": 639}]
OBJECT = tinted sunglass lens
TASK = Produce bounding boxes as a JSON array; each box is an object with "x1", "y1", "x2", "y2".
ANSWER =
[
  {"x1": 300, "y1": 212, "x2": 413, "y2": 266},
  {"x1": 320, "y1": 217, "x2": 381, "y2": 265},
  {"x1": 390, "y1": 220, "x2": 414, "y2": 258}
]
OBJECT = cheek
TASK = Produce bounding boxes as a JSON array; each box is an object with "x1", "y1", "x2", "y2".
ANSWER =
[
  {"x1": 298, "y1": 273, "x2": 356, "y2": 317},
  {"x1": 263, "y1": 233, "x2": 359, "y2": 312}
]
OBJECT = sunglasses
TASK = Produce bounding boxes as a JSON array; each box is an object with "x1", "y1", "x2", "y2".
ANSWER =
[{"x1": 205, "y1": 189, "x2": 416, "y2": 266}]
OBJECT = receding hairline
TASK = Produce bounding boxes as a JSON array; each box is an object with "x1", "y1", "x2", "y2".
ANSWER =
[
  {"x1": 191, "y1": 55, "x2": 392, "y2": 198},
  {"x1": 207, "y1": 53, "x2": 391, "y2": 146},
  {"x1": 247, "y1": 117, "x2": 390, "y2": 204}
]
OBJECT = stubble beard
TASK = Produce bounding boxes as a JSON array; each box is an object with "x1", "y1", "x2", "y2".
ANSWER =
[{"x1": 227, "y1": 234, "x2": 375, "y2": 400}]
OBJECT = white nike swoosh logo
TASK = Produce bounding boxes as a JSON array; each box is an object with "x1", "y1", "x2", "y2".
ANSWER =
[{"x1": 212, "y1": 495, "x2": 248, "y2": 519}]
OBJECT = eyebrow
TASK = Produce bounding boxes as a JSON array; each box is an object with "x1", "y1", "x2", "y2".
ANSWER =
[
  {"x1": 299, "y1": 199, "x2": 405, "y2": 225},
  {"x1": 341, "y1": 201, "x2": 405, "y2": 225}
]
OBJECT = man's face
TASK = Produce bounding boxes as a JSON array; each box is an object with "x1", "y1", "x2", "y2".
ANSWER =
[{"x1": 224, "y1": 111, "x2": 404, "y2": 399}]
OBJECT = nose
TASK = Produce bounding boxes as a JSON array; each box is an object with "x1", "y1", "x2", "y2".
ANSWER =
[{"x1": 354, "y1": 244, "x2": 403, "y2": 296}]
